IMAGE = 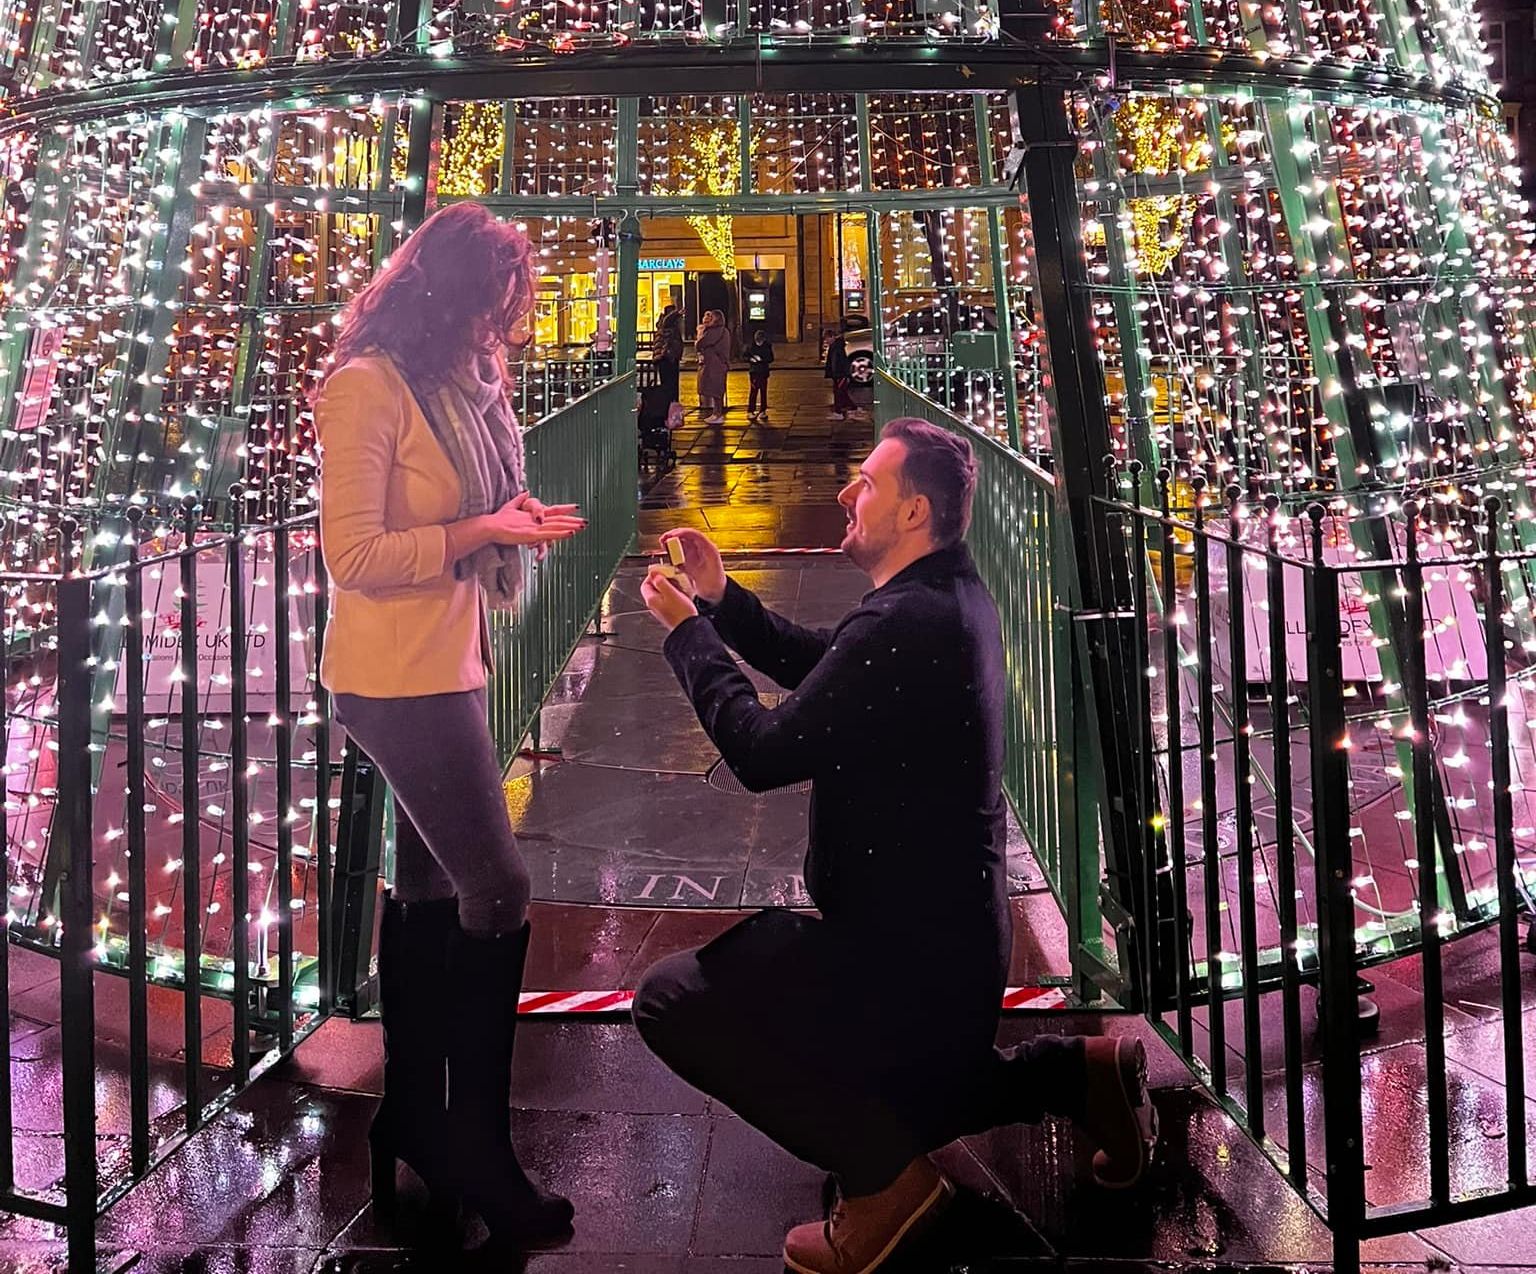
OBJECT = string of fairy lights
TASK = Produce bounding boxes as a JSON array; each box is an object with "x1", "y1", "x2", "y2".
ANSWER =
[
  {"x1": 0, "y1": 0, "x2": 1530, "y2": 981},
  {"x1": 1069, "y1": 50, "x2": 1536, "y2": 959}
]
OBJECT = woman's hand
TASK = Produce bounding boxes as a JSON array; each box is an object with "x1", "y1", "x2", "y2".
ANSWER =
[
  {"x1": 486, "y1": 495, "x2": 586, "y2": 546},
  {"x1": 517, "y1": 493, "x2": 582, "y2": 525},
  {"x1": 444, "y1": 493, "x2": 586, "y2": 565},
  {"x1": 513, "y1": 492, "x2": 583, "y2": 561}
]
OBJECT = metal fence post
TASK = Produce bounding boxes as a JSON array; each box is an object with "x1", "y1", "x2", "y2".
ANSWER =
[
  {"x1": 1304, "y1": 505, "x2": 1364, "y2": 1274},
  {"x1": 179, "y1": 497, "x2": 204, "y2": 1130},
  {"x1": 1193, "y1": 477, "x2": 1224, "y2": 1093},
  {"x1": 615, "y1": 98, "x2": 641, "y2": 380},
  {"x1": 229, "y1": 487, "x2": 252, "y2": 1084},
  {"x1": 55, "y1": 561, "x2": 99, "y2": 1271},
  {"x1": 1403, "y1": 504, "x2": 1450, "y2": 1207},
  {"x1": 1159, "y1": 469, "x2": 1193, "y2": 1054},
  {"x1": 1267, "y1": 496, "x2": 1306, "y2": 1191},
  {"x1": 124, "y1": 507, "x2": 151, "y2": 1175},
  {"x1": 1486, "y1": 497, "x2": 1529, "y2": 1189}
]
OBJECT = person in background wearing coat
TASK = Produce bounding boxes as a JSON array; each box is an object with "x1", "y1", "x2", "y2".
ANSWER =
[
  {"x1": 630, "y1": 418, "x2": 1158, "y2": 1274},
  {"x1": 314, "y1": 202, "x2": 587, "y2": 1250},
  {"x1": 696, "y1": 309, "x2": 731, "y2": 424},
  {"x1": 746, "y1": 328, "x2": 774, "y2": 422},
  {"x1": 823, "y1": 324, "x2": 856, "y2": 420},
  {"x1": 653, "y1": 304, "x2": 684, "y2": 406}
]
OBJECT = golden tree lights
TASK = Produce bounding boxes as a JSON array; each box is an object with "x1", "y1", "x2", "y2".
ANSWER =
[
  {"x1": 637, "y1": 101, "x2": 746, "y2": 275},
  {"x1": 678, "y1": 124, "x2": 743, "y2": 279},
  {"x1": 1091, "y1": 96, "x2": 1224, "y2": 277},
  {"x1": 438, "y1": 102, "x2": 505, "y2": 198}
]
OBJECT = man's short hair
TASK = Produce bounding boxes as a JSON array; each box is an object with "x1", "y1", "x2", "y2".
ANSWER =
[{"x1": 880, "y1": 417, "x2": 977, "y2": 546}]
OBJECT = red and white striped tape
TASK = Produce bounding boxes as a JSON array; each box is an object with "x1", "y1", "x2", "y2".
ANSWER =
[
  {"x1": 517, "y1": 985, "x2": 1068, "y2": 1016},
  {"x1": 628, "y1": 548, "x2": 847, "y2": 560}
]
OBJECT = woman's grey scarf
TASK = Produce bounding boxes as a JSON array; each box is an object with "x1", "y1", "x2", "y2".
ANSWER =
[{"x1": 399, "y1": 354, "x2": 527, "y2": 610}]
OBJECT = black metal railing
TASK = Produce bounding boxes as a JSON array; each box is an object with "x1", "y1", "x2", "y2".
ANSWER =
[
  {"x1": 0, "y1": 368, "x2": 642, "y2": 1260},
  {"x1": 1104, "y1": 473, "x2": 1536, "y2": 1274},
  {"x1": 0, "y1": 496, "x2": 339, "y2": 1270}
]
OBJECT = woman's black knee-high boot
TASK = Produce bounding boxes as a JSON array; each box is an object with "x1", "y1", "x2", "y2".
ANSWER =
[
  {"x1": 446, "y1": 920, "x2": 575, "y2": 1243},
  {"x1": 369, "y1": 893, "x2": 460, "y2": 1224}
]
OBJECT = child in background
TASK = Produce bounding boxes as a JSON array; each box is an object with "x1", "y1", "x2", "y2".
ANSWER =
[{"x1": 747, "y1": 330, "x2": 775, "y2": 422}]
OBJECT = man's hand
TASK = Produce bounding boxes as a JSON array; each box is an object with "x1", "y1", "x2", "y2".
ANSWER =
[
  {"x1": 641, "y1": 564, "x2": 699, "y2": 632},
  {"x1": 659, "y1": 528, "x2": 727, "y2": 605}
]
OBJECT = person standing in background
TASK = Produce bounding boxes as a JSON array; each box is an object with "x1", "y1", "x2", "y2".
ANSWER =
[
  {"x1": 747, "y1": 329, "x2": 774, "y2": 422},
  {"x1": 696, "y1": 309, "x2": 731, "y2": 424},
  {"x1": 823, "y1": 324, "x2": 856, "y2": 420},
  {"x1": 653, "y1": 304, "x2": 684, "y2": 406}
]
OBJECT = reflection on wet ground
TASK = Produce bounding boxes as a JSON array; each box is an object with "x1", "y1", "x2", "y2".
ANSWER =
[{"x1": 9, "y1": 923, "x2": 1528, "y2": 1271}]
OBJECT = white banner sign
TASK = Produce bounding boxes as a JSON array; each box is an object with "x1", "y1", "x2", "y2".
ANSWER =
[
  {"x1": 14, "y1": 326, "x2": 63, "y2": 434},
  {"x1": 1212, "y1": 521, "x2": 1487, "y2": 684},
  {"x1": 114, "y1": 540, "x2": 315, "y2": 716}
]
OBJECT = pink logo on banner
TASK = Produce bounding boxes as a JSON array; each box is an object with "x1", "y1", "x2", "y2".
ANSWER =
[{"x1": 14, "y1": 327, "x2": 63, "y2": 433}]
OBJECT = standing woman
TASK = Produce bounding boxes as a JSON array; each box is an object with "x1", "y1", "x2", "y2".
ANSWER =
[
  {"x1": 315, "y1": 201, "x2": 586, "y2": 1246},
  {"x1": 696, "y1": 308, "x2": 731, "y2": 424},
  {"x1": 653, "y1": 303, "x2": 684, "y2": 406}
]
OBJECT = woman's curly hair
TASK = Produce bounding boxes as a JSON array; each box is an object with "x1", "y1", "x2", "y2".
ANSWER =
[{"x1": 321, "y1": 201, "x2": 535, "y2": 389}]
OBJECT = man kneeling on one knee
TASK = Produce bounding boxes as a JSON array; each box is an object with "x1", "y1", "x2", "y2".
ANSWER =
[{"x1": 634, "y1": 418, "x2": 1159, "y2": 1274}]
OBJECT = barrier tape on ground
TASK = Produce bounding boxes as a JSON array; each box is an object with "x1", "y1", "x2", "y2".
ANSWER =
[
  {"x1": 517, "y1": 985, "x2": 1068, "y2": 1016},
  {"x1": 626, "y1": 548, "x2": 847, "y2": 559}
]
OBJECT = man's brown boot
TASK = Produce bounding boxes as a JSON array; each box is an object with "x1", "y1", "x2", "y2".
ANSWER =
[
  {"x1": 782, "y1": 1157, "x2": 952, "y2": 1274},
  {"x1": 1082, "y1": 1037, "x2": 1158, "y2": 1187}
]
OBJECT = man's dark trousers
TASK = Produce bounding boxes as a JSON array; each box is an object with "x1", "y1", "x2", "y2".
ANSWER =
[{"x1": 633, "y1": 910, "x2": 1087, "y2": 1195}]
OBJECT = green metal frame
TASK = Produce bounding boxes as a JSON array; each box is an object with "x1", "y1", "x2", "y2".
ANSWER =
[
  {"x1": 970, "y1": 94, "x2": 1020, "y2": 451},
  {"x1": 485, "y1": 372, "x2": 640, "y2": 764}
]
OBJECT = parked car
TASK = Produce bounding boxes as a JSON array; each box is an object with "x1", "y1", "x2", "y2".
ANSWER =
[
  {"x1": 837, "y1": 307, "x2": 1001, "y2": 359},
  {"x1": 884, "y1": 305, "x2": 999, "y2": 357},
  {"x1": 840, "y1": 315, "x2": 875, "y2": 391}
]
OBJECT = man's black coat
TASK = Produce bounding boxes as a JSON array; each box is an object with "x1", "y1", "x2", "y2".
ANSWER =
[{"x1": 661, "y1": 543, "x2": 1012, "y2": 1013}]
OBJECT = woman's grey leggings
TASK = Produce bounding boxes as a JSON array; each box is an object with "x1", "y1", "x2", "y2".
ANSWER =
[{"x1": 332, "y1": 688, "x2": 531, "y2": 938}]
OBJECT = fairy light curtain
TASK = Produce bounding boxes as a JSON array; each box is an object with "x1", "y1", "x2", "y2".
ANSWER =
[{"x1": 1074, "y1": 64, "x2": 1536, "y2": 966}]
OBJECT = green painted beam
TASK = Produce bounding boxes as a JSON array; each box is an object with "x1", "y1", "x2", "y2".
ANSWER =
[
  {"x1": 0, "y1": 44, "x2": 1492, "y2": 141},
  {"x1": 1265, "y1": 96, "x2": 1469, "y2": 919},
  {"x1": 97, "y1": 113, "x2": 208, "y2": 507},
  {"x1": 0, "y1": 129, "x2": 73, "y2": 473},
  {"x1": 737, "y1": 93, "x2": 752, "y2": 196},
  {"x1": 855, "y1": 93, "x2": 883, "y2": 360},
  {"x1": 614, "y1": 96, "x2": 640, "y2": 378},
  {"x1": 972, "y1": 94, "x2": 1020, "y2": 450},
  {"x1": 210, "y1": 181, "x2": 1028, "y2": 215},
  {"x1": 1089, "y1": 104, "x2": 1161, "y2": 482},
  {"x1": 401, "y1": 93, "x2": 442, "y2": 229}
]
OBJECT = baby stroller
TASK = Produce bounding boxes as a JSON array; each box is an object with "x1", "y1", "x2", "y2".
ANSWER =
[{"x1": 636, "y1": 360, "x2": 678, "y2": 470}]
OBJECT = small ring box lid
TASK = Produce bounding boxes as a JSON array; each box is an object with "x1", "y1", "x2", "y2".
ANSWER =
[{"x1": 657, "y1": 537, "x2": 689, "y2": 580}]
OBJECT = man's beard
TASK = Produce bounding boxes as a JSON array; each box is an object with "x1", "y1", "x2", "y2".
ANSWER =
[{"x1": 842, "y1": 515, "x2": 894, "y2": 572}]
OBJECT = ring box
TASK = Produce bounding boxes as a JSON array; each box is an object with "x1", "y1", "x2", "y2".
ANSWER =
[{"x1": 656, "y1": 538, "x2": 690, "y2": 583}]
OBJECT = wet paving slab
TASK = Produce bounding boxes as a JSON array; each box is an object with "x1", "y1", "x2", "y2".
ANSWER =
[
  {"x1": 4, "y1": 998, "x2": 1533, "y2": 1270},
  {"x1": 4, "y1": 881, "x2": 1536, "y2": 1271},
  {"x1": 508, "y1": 556, "x2": 1061, "y2": 921}
]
